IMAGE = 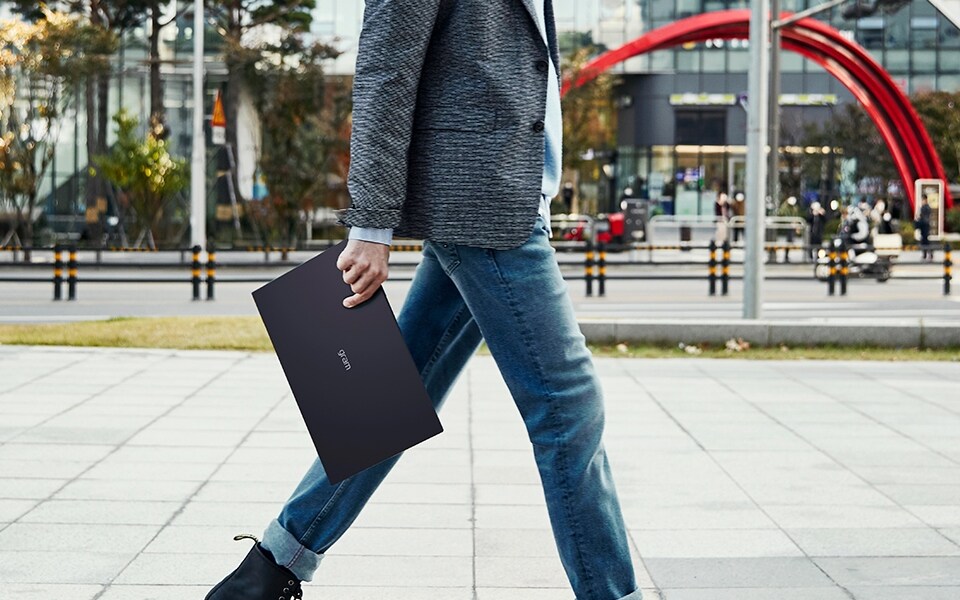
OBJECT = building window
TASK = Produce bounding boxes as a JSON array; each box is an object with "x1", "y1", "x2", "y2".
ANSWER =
[{"x1": 675, "y1": 111, "x2": 726, "y2": 146}]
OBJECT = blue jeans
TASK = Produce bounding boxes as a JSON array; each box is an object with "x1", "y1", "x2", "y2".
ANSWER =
[{"x1": 262, "y1": 213, "x2": 640, "y2": 600}]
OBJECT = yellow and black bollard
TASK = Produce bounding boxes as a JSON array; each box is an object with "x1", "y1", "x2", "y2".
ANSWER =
[
  {"x1": 191, "y1": 245, "x2": 201, "y2": 301},
  {"x1": 721, "y1": 240, "x2": 731, "y2": 296},
  {"x1": 708, "y1": 240, "x2": 717, "y2": 296},
  {"x1": 53, "y1": 245, "x2": 63, "y2": 301},
  {"x1": 598, "y1": 241, "x2": 607, "y2": 297},
  {"x1": 206, "y1": 247, "x2": 217, "y2": 301},
  {"x1": 828, "y1": 246, "x2": 837, "y2": 296},
  {"x1": 585, "y1": 241, "x2": 594, "y2": 297},
  {"x1": 67, "y1": 246, "x2": 78, "y2": 301},
  {"x1": 944, "y1": 243, "x2": 952, "y2": 296},
  {"x1": 838, "y1": 242, "x2": 848, "y2": 296}
]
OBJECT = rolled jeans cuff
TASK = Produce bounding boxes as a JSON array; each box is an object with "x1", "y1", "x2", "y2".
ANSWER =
[
  {"x1": 619, "y1": 589, "x2": 644, "y2": 599},
  {"x1": 261, "y1": 518, "x2": 323, "y2": 582}
]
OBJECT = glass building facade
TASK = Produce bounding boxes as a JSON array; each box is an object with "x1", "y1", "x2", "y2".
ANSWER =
[{"x1": 16, "y1": 1, "x2": 960, "y2": 225}]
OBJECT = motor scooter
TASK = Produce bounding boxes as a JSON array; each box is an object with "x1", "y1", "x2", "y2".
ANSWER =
[{"x1": 814, "y1": 208, "x2": 894, "y2": 283}]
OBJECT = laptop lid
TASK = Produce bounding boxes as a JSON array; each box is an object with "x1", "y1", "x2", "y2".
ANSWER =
[{"x1": 252, "y1": 240, "x2": 442, "y2": 484}]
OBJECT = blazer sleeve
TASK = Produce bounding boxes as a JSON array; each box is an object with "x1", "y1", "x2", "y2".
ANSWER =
[{"x1": 336, "y1": 0, "x2": 443, "y2": 230}]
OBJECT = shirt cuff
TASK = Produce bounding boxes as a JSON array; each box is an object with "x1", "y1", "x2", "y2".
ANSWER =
[{"x1": 348, "y1": 226, "x2": 394, "y2": 246}]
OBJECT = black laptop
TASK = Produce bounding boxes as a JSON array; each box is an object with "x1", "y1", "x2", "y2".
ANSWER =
[{"x1": 252, "y1": 240, "x2": 442, "y2": 484}]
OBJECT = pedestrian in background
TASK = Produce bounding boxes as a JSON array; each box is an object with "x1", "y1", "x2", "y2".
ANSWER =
[
  {"x1": 203, "y1": 1, "x2": 640, "y2": 599},
  {"x1": 807, "y1": 200, "x2": 826, "y2": 260},
  {"x1": 714, "y1": 192, "x2": 730, "y2": 244},
  {"x1": 916, "y1": 197, "x2": 933, "y2": 262},
  {"x1": 778, "y1": 195, "x2": 802, "y2": 263}
]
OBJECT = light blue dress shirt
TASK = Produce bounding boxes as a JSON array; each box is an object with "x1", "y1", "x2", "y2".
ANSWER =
[{"x1": 349, "y1": 0, "x2": 561, "y2": 246}]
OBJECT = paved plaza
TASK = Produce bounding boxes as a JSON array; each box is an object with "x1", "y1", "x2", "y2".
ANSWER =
[{"x1": 1, "y1": 345, "x2": 959, "y2": 599}]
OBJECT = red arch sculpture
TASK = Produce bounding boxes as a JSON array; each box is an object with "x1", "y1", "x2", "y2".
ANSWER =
[{"x1": 561, "y1": 9, "x2": 953, "y2": 210}]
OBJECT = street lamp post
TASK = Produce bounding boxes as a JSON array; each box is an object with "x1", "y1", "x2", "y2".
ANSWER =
[
  {"x1": 743, "y1": 0, "x2": 770, "y2": 320},
  {"x1": 768, "y1": 0, "x2": 782, "y2": 217},
  {"x1": 190, "y1": 0, "x2": 206, "y2": 255},
  {"x1": 744, "y1": 0, "x2": 854, "y2": 319}
]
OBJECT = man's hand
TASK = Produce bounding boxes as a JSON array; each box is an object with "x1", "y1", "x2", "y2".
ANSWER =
[{"x1": 337, "y1": 239, "x2": 390, "y2": 308}]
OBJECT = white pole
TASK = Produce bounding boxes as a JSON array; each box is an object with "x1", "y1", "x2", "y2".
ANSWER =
[
  {"x1": 744, "y1": 0, "x2": 770, "y2": 320},
  {"x1": 190, "y1": 0, "x2": 206, "y2": 254}
]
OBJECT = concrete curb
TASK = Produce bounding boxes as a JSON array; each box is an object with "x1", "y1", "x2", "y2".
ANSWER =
[{"x1": 578, "y1": 318, "x2": 960, "y2": 349}]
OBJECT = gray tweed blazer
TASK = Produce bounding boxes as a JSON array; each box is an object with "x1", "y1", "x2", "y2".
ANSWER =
[{"x1": 335, "y1": 0, "x2": 561, "y2": 250}]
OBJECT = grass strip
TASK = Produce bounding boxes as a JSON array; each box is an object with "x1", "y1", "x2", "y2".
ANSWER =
[{"x1": 0, "y1": 316, "x2": 957, "y2": 361}]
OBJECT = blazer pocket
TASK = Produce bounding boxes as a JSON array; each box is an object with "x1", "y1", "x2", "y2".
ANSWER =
[{"x1": 413, "y1": 102, "x2": 496, "y2": 133}]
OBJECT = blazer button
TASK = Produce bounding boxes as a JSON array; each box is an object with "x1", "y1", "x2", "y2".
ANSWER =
[
  {"x1": 532, "y1": 120, "x2": 545, "y2": 132},
  {"x1": 536, "y1": 60, "x2": 548, "y2": 73}
]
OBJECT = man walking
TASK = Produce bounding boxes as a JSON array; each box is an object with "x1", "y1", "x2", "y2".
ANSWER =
[{"x1": 204, "y1": 1, "x2": 640, "y2": 598}]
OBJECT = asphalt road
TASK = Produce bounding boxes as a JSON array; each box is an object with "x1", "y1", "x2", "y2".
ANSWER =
[{"x1": 2, "y1": 248, "x2": 957, "y2": 323}]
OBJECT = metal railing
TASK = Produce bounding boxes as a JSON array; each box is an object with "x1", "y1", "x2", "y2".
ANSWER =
[{"x1": 2, "y1": 240, "x2": 954, "y2": 301}]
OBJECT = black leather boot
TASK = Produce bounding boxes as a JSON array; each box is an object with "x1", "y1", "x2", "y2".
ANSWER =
[{"x1": 205, "y1": 534, "x2": 303, "y2": 600}]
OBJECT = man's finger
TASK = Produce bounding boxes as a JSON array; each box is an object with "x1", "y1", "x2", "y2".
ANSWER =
[
  {"x1": 336, "y1": 252, "x2": 355, "y2": 272},
  {"x1": 342, "y1": 263, "x2": 367, "y2": 286},
  {"x1": 343, "y1": 271, "x2": 387, "y2": 308}
]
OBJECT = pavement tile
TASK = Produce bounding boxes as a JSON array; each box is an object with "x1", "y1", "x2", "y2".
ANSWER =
[
  {"x1": 169, "y1": 500, "x2": 278, "y2": 527},
  {"x1": 852, "y1": 466, "x2": 960, "y2": 486},
  {"x1": 0, "y1": 498, "x2": 39, "y2": 521},
  {"x1": 0, "y1": 443, "x2": 115, "y2": 461},
  {"x1": 905, "y1": 505, "x2": 960, "y2": 528},
  {"x1": 620, "y1": 505, "x2": 777, "y2": 530},
  {"x1": 191, "y1": 480, "x2": 294, "y2": 503},
  {"x1": 0, "y1": 459, "x2": 93, "y2": 479},
  {"x1": 814, "y1": 557, "x2": 960, "y2": 587},
  {"x1": 660, "y1": 588, "x2": 850, "y2": 600},
  {"x1": 330, "y1": 527, "x2": 473, "y2": 557},
  {"x1": 113, "y1": 552, "x2": 249, "y2": 585},
  {"x1": 307, "y1": 555, "x2": 473, "y2": 588},
  {"x1": 643, "y1": 557, "x2": 833, "y2": 588},
  {"x1": 144, "y1": 525, "x2": 260, "y2": 554},
  {"x1": 0, "y1": 478, "x2": 67, "y2": 500},
  {"x1": 632, "y1": 529, "x2": 804, "y2": 558},
  {"x1": 475, "y1": 590, "x2": 579, "y2": 600},
  {"x1": 54, "y1": 479, "x2": 201, "y2": 502},
  {"x1": 105, "y1": 445, "x2": 233, "y2": 464},
  {"x1": 787, "y1": 527, "x2": 960, "y2": 557},
  {"x1": 475, "y1": 483, "x2": 545, "y2": 506},
  {"x1": 0, "y1": 522, "x2": 160, "y2": 553},
  {"x1": 351, "y1": 502, "x2": 473, "y2": 529},
  {"x1": 97, "y1": 585, "x2": 210, "y2": 600},
  {"x1": 475, "y1": 504, "x2": 552, "y2": 530},
  {"x1": 0, "y1": 550, "x2": 131, "y2": 584},
  {"x1": 758, "y1": 504, "x2": 925, "y2": 529},
  {"x1": 475, "y1": 556, "x2": 569, "y2": 588},
  {"x1": 20, "y1": 499, "x2": 181, "y2": 525},
  {"x1": 844, "y1": 586, "x2": 960, "y2": 599},
  {"x1": 367, "y1": 481, "x2": 472, "y2": 505},
  {"x1": 312, "y1": 587, "x2": 473, "y2": 600},
  {"x1": 475, "y1": 528, "x2": 558, "y2": 557},
  {"x1": 0, "y1": 584, "x2": 103, "y2": 599},
  {"x1": 81, "y1": 461, "x2": 221, "y2": 482}
]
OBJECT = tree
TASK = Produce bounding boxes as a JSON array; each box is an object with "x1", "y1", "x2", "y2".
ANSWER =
[
  {"x1": 238, "y1": 33, "x2": 348, "y2": 245},
  {"x1": 7, "y1": 1, "x2": 149, "y2": 206},
  {"x1": 800, "y1": 102, "x2": 896, "y2": 197},
  {"x1": 0, "y1": 8, "x2": 116, "y2": 256},
  {"x1": 93, "y1": 108, "x2": 188, "y2": 248},
  {"x1": 207, "y1": 0, "x2": 316, "y2": 204},
  {"x1": 911, "y1": 90, "x2": 960, "y2": 184},
  {"x1": 560, "y1": 44, "x2": 621, "y2": 213}
]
